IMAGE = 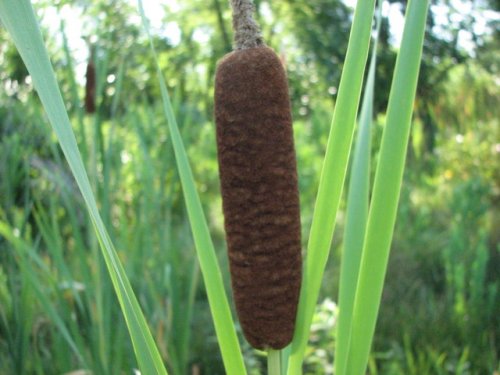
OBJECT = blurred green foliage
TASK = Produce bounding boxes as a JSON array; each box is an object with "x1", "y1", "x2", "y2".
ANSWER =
[{"x1": 0, "y1": 0, "x2": 499, "y2": 374}]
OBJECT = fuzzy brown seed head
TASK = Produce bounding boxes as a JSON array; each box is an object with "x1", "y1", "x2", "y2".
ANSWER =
[
  {"x1": 215, "y1": 46, "x2": 302, "y2": 349},
  {"x1": 84, "y1": 55, "x2": 96, "y2": 114}
]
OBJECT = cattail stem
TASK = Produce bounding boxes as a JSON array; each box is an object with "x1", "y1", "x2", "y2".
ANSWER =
[
  {"x1": 267, "y1": 349, "x2": 281, "y2": 375},
  {"x1": 229, "y1": 0, "x2": 263, "y2": 49}
]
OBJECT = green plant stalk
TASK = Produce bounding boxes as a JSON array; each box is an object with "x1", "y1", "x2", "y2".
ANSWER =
[
  {"x1": 0, "y1": 1, "x2": 168, "y2": 374},
  {"x1": 281, "y1": 345, "x2": 291, "y2": 375},
  {"x1": 287, "y1": 0, "x2": 376, "y2": 373},
  {"x1": 137, "y1": 1, "x2": 247, "y2": 374},
  {"x1": 268, "y1": 349, "x2": 281, "y2": 375},
  {"x1": 346, "y1": 1, "x2": 430, "y2": 374},
  {"x1": 334, "y1": 4, "x2": 381, "y2": 375}
]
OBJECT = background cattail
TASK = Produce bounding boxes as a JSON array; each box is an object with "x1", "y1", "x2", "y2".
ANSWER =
[
  {"x1": 214, "y1": 0, "x2": 302, "y2": 350},
  {"x1": 84, "y1": 44, "x2": 96, "y2": 114}
]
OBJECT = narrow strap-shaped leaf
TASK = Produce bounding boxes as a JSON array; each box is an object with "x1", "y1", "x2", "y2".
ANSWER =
[
  {"x1": 137, "y1": 1, "x2": 248, "y2": 374},
  {"x1": 0, "y1": 221, "x2": 84, "y2": 365},
  {"x1": 334, "y1": 4, "x2": 382, "y2": 375},
  {"x1": 0, "y1": 1, "x2": 168, "y2": 373},
  {"x1": 346, "y1": 1, "x2": 430, "y2": 374},
  {"x1": 287, "y1": 0, "x2": 376, "y2": 373}
]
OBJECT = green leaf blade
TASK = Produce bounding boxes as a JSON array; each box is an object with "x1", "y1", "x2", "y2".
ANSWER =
[
  {"x1": 334, "y1": 5, "x2": 382, "y2": 373},
  {"x1": 346, "y1": 1, "x2": 430, "y2": 374},
  {"x1": 287, "y1": 1, "x2": 376, "y2": 373}
]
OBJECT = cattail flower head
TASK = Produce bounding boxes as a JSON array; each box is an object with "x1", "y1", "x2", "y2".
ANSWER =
[
  {"x1": 84, "y1": 45, "x2": 96, "y2": 114},
  {"x1": 214, "y1": 0, "x2": 302, "y2": 350}
]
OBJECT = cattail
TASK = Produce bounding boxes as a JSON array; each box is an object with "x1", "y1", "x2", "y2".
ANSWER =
[
  {"x1": 214, "y1": 0, "x2": 302, "y2": 350},
  {"x1": 84, "y1": 45, "x2": 96, "y2": 114}
]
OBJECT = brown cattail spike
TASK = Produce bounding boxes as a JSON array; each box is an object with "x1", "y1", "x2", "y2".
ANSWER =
[
  {"x1": 84, "y1": 45, "x2": 96, "y2": 114},
  {"x1": 215, "y1": 28, "x2": 302, "y2": 349}
]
